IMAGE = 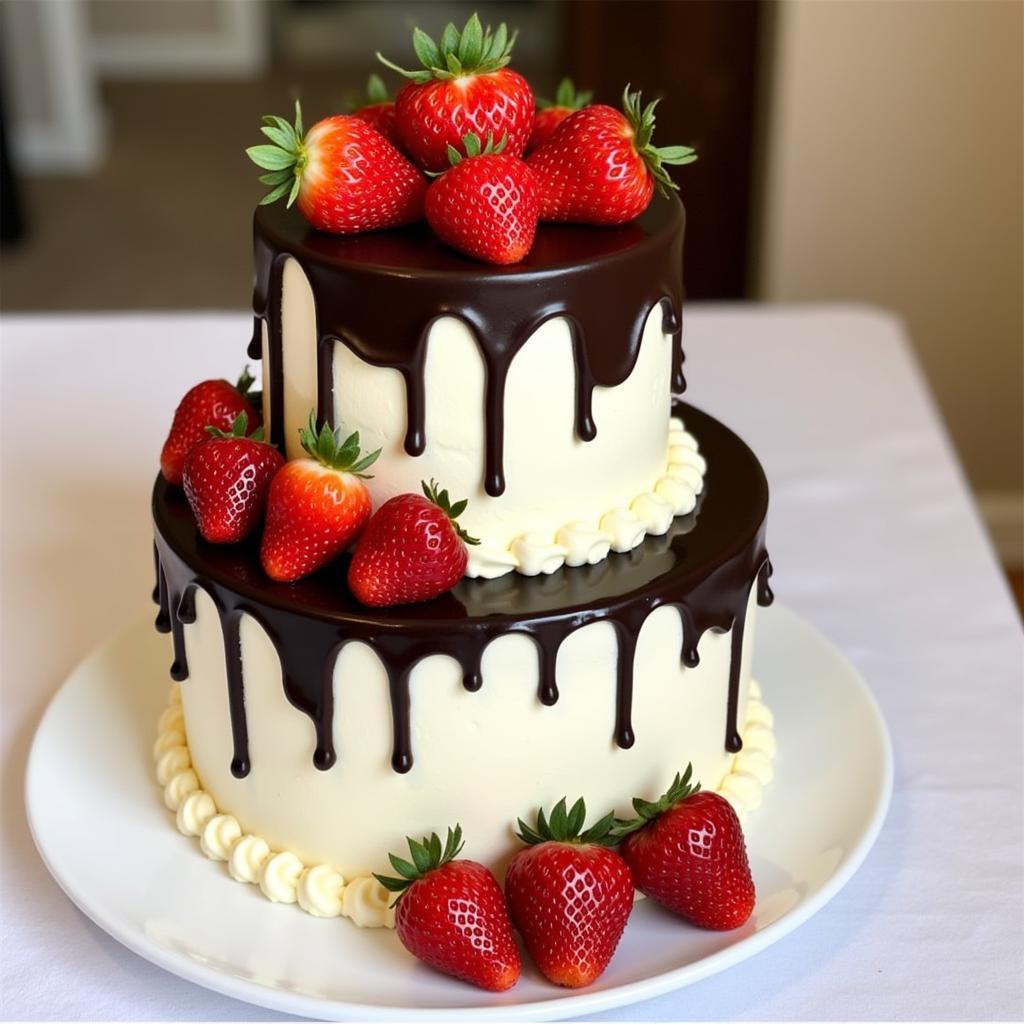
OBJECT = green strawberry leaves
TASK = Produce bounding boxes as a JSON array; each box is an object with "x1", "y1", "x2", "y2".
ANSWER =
[
  {"x1": 298, "y1": 411, "x2": 381, "y2": 477},
  {"x1": 378, "y1": 12, "x2": 518, "y2": 83},
  {"x1": 621, "y1": 85, "x2": 698, "y2": 196},
  {"x1": 246, "y1": 100, "x2": 307, "y2": 208},
  {"x1": 538, "y1": 77, "x2": 593, "y2": 112},
  {"x1": 374, "y1": 824, "x2": 465, "y2": 902},
  {"x1": 205, "y1": 411, "x2": 266, "y2": 443},
  {"x1": 445, "y1": 131, "x2": 508, "y2": 167},
  {"x1": 611, "y1": 763, "x2": 702, "y2": 838},
  {"x1": 422, "y1": 478, "x2": 480, "y2": 545},
  {"x1": 516, "y1": 797, "x2": 618, "y2": 848}
]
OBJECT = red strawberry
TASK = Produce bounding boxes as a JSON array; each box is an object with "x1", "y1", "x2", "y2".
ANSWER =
[
  {"x1": 378, "y1": 14, "x2": 534, "y2": 173},
  {"x1": 528, "y1": 86, "x2": 697, "y2": 225},
  {"x1": 614, "y1": 765, "x2": 755, "y2": 930},
  {"x1": 352, "y1": 73, "x2": 400, "y2": 146},
  {"x1": 259, "y1": 413, "x2": 380, "y2": 582},
  {"x1": 506, "y1": 798, "x2": 633, "y2": 988},
  {"x1": 160, "y1": 367, "x2": 259, "y2": 486},
  {"x1": 527, "y1": 77, "x2": 593, "y2": 154},
  {"x1": 376, "y1": 826, "x2": 520, "y2": 992},
  {"x1": 247, "y1": 101, "x2": 426, "y2": 234},
  {"x1": 348, "y1": 479, "x2": 479, "y2": 607},
  {"x1": 182, "y1": 413, "x2": 283, "y2": 544},
  {"x1": 425, "y1": 132, "x2": 539, "y2": 264}
]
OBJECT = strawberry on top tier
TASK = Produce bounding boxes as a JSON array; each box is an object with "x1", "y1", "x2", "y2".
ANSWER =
[
  {"x1": 348, "y1": 479, "x2": 479, "y2": 607},
  {"x1": 351, "y1": 73, "x2": 400, "y2": 146},
  {"x1": 528, "y1": 86, "x2": 697, "y2": 225},
  {"x1": 527, "y1": 77, "x2": 593, "y2": 154},
  {"x1": 183, "y1": 412, "x2": 283, "y2": 544},
  {"x1": 246, "y1": 101, "x2": 426, "y2": 234},
  {"x1": 425, "y1": 132, "x2": 539, "y2": 265},
  {"x1": 160, "y1": 367, "x2": 259, "y2": 486},
  {"x1": 259, "y1": 413, "x2": 380, "y2": 583},
  {"x1": 377, "y1": 13, "x2": 534, "y2": 173}
]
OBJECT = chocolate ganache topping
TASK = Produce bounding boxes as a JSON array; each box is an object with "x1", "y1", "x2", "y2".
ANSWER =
[
  {"x1": 249, "y1": 195, "x2": 686, "y2": 496},
  {"x1": 153, "y1": 403, "x2": 772, "y2": 779}
]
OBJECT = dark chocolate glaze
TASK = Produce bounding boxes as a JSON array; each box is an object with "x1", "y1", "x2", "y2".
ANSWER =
[
  {"x1": 249, "y1": 198, "x2": 686, "y2": 495},
  {"x1": 153, "y1": 403, "x2": 771, "y2": 777}
]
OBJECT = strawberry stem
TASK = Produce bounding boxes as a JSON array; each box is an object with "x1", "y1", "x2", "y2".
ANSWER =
[
  {"x1": 374, "y1": 824, "x2": 464, "y2": 903},
  {"x1": 205, "y1": 411, "x2": 265, "y2": 443},
  {"x1": 246, "y1": 100, "x2": 307, "y2": 208},
  {"x1": 611, "y1": 763, "x2": 702, "y2": 838},
  {"x1": 621, "y1": 85, "x2": 698, "y2": 197},
  {"x1": 377, "y1": 12, "x2": 518, "y2": 83},
  {"x1": 516, "y1": 797, "x2": 618, "y2": 847},
  {"x1": 298, "y1": 410, "x2": 380, "y2": 477},
  {"x1": 538, "y1": 77, "x2": 593, "y2": 111},
  {"x1": 422, "y1": 478, "x2": 480, "y2": 545}
]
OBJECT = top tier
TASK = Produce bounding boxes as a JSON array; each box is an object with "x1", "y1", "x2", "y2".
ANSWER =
[{"x1": 249, "y1": 195, "x2": 698, "y2": 578}]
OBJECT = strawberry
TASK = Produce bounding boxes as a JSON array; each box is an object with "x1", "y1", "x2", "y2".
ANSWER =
[
  {"x1": 506, "y1": 798, "x2": 633, "y2": 988},
  {"x1": 528, "y1": 86, "x2": 697, "y2": 225},
  {"x1": 377, "y1": 13, "x2": 534, "y2": 173},
  {"x1": 182, "y1": 413, "x2": 283, "y2": 544},
  {"x1": 376, "y1": 826, "x2": 520, "y2": 992},
  {"x1": 425, "y1": 132, "x2": 539, "y2": 265},
  {"x1": 259, "y1": 413, "x2": 380, "y2": 582},
  {"x1": 160, "y1": 367, "x2": 259, "y2": 486},
  {"x1": 527, "y1": 77, "x2": 593, "y2": 154},
  {"x1": 613, "y1": 765, "x2": 755, "y2": 930},
  {"x1": 348, "y1": 479, "x2": 479, "y2": 607},
  {"x1": 247, "y1": 100, "x2": 426, "y2": 234},
  {"x1": 351, "y1": 73, "x2": 400, "y2": 146}
]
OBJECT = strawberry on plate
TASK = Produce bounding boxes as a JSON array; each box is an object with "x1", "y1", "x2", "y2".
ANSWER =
[
  {"x1": 506, "y1": 798, "x2": 633, "y2": 988},
  {"x1": 348, "y1": 478, "x2": 479, "y2": 607},
  {"x1": 375, "y1": 825, "x2": 521, "y2": 992},
  {"x1": 259, "y1": 413, "x2": 380, "y2": 582},
  {"x1": 424, "y1": 132, "x2": 539, "y2": 265},
  {"x1": 527, "y1": 77, "x2": 593, "y2": 154},
  {"x1": 613, "y1": 765, "x2": 756, "y2": 930},
  {"x1": 351, "y1": 73, "x2": 400, "y2": 146},
  {"x1": 246, "y1": 100, "x2": 426, "y2": 233},
  {"x1": 528, "y1": 85, "x2": 697, "y2": 225},
  {"x1": 378, "y1": 13, "x2": 534, "y2": 173},
  {"x1": 183, "y1": 413, "x2": 283, "y2": 544},
  {"x1": 160, "y1": 366, "x2": 259, "y2": 486}
]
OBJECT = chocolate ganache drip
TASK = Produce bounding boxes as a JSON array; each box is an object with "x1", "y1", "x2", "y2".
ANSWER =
[
  {"x1": 249, "y1": 197, "x2": 686, "y2": 496},
  {"x1": 152, "y1": 404, "x2": 772, "y2": 778}
]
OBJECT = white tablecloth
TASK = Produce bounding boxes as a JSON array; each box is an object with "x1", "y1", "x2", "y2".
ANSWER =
[{"x1": 2, "y1": 307, "x2": 1021, "y2": 1021}]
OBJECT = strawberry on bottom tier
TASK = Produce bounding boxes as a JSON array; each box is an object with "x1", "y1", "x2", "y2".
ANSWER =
[{"x1": 152, "y1": 403, "x2": 772, "y2": 886}]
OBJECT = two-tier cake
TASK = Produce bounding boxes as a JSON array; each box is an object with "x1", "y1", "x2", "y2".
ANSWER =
[{"x1": 150, "y1": 12, "x2": 775, "y2": 979}]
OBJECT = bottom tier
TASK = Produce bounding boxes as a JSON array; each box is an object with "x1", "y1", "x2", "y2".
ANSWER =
[{"x1": 151, "y1": 404, "x2": 773, "y2": 920}]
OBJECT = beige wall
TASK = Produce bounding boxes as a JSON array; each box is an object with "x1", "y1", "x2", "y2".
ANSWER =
[{"x1": 756, "y1": 0, "x2": 1023, "y2": 504}]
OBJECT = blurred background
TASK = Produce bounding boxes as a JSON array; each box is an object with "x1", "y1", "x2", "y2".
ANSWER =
[{"x1": 1, "y1": 0, "x2": 1021, "y2": 591}]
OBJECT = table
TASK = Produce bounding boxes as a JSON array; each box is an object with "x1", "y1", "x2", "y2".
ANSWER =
[{"x1": 2, "y1": 307, "x2": 1021, "y2": 1021}]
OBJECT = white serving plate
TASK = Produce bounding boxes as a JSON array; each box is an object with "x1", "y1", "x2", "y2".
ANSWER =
[{"x1": 27, "y1": 603, "x2": 891, "y2": 1021}]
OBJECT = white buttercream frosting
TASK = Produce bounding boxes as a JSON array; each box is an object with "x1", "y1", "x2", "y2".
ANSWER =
[
  {"x1": 464, "y1": 415, "x2": 708, "y2": 578},
  {"x1": 259, "y1": 851, "x2": 304, "y2": 903},
  {"x1": 153, "y1": 686, "x2": 396, "y2": 928},
  {"x1": 715, "y1": 684, "x2": 777, "y2": 824},
  {"x1": 342, "y1": 877, "x2": 396, "y2": 929},
  {"x1": 297, "y1": 864, "x2": 346, "y2": 918},
  {"x1": 556, "y1": 521, "x2": 612, "y2": 567},
  {"x1": 155, "y1": 676, "x2": 769, "y2": 928}
]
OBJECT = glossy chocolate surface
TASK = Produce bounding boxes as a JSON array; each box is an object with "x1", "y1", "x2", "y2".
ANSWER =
[
  {"x1": 249, "y1": 196, "x2": 686, "y2": 496},
  {"x1": 153, "y1": 403, "x2": 772, "y2": 778}
]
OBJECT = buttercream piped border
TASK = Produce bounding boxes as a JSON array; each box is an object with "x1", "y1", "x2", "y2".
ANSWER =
[
  {"x1": 466, "y1": 415, "x2": 708, "y2": 579},
  {"x1": 154, "y1": 678, "x2": 774, "y2": 927}
]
